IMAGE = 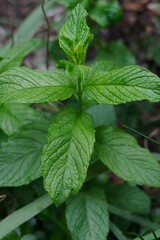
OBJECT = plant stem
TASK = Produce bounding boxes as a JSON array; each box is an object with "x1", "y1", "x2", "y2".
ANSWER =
[
  {"x1": 123, "y1": 125, "x2": 160, "y2": 147},
  {"x1": 110, "y1": 221, "x2": 127, "y2": 240},
  {"x1": 42, "y1": 0, "x2": 50, "y2": 70}
]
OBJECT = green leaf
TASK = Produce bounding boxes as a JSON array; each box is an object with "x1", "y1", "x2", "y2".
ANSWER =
[
  {"x1": 95, "y1": 126, "x2": 160, "y2": 187},
  {"x1": 54, "y1": 0, "x2": 89, "y2": 8},
  {"x1": 21, "y1": 235, "x2": 36, "y2": 240},
  {"x1": 42, "y1": 107, "x2": 95, "y2": 205},
  {"x1": 0, "y1": 104, "x2": 42, "y2": 136},
  {"x1": 97, "y1": 41, "x2": 136, "y2": 67},
  {"x1": 89, "y1": 0, "x2": 122, "y2": 28},
  {"x1": 90, "y1": 60, "x2": 116, "y2": 74},
  {"x1": 134, "y1": 228, "x2": 160, "y2": 240},
  {"x1": 59, "y1": 3, "x2": 93, "y2": 65},
  {"x1": 153, "y1": 153, "x2": 160, "y2": 161},
  {"x1": 0, "y1": 194, "x2": 52, "y2": 239},
  {"x1": 0, "y1": 40, "x2": 41, "y2": 73},
  {"x1": 66, "y1": 185, "x2": 109, "y2": 240},
  {"x1": 106, "y1": 183, "x2": 150, "y2": 213},
  {"x1": 109, "y1": 204, "x2": 155, "y2": 228},
  {"x1": 83, "y1": 66, "x2": 160, "y2": 105},
  {"x1": 0, "y1": 121, "x2": 50, "y2": 186},
  {"x1": 0, "y1": 0, "x2": 55, "y2": 56},
  {"x1": 86, "y1": 104, "x2": 116, "y2": 127},
  {"x1": 0, "y1": 67, "x2": 75, "y2": 103}
]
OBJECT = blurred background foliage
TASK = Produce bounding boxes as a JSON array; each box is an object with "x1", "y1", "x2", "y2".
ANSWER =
[{"x1": 1, "y1": 0, "x2": 160, "y2": 239}]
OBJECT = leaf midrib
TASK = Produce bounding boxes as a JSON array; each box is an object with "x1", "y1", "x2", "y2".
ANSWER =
[{"x1": 47, "y1": 113, "x2": 81, "y2": 192}]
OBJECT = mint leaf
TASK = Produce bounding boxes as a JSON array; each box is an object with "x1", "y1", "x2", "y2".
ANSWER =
[
  {"x1": 96, "y1": 41, "x2": 136, "y2": 67},
  {"x1": 0, "y1": 121, "x2": 50, "y2": 186},
  {"x1": 95, "y1": 126, "x2": 160, "y2": 187},
  {"x1": 105, "y1": 41, "x2": 136, "y2": 67},
  {"x1": 54, "y1": 0, "x2": 89, "y2": 8},
  {"x1": 0, "y1": 67, "x2": 75, "y2": 103},
  {"x1": 0, "y1": 104, "x2": 42, "y2": 136},
  {"x1": 0, "y1": 40, "x2": 41, "y2": 73},
  {"x1": 106, "y1": 183, "x2": 150, "y2": 214},
  {"x1": 90, "y1": 60, "x2": 116, "y2": 74},
  {"x1": 83, "y1": 66, "x2": 160, "y2": 105},
  {"x1": 42, "y1": 107, "x2": 95, "y2": 205},
  {"x1": 66, "y1": 185, "x2": 109, "y2": 240},
  {"x1": 90, "y1": 0, "x2": 122, "y2": 28},
  {"x1": 153, "y1": 153, "x2": 160, "y2": 161},
  {"x1": 86, "y1": 104, "x2": 116, "y2": 127},
  {"x1": 59, "y1": 3, "x2": 93, "y2": 65}
]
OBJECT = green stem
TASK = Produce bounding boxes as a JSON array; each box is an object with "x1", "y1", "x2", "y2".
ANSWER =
[
  {"x1": 110, "y1": 221, "x2": 127, "y2": 240},
  {"x1": 123, "y1": 125, "x2": 160, "y2": 147}
]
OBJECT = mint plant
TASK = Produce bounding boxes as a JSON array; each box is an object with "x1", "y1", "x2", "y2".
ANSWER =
[{"x1": 1, "y1": 3, "x2": 160, "y2": 239}]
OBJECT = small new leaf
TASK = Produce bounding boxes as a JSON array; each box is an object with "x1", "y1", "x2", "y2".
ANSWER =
[
  {"x1": 42, "y1": 107, "x2": 95, "y2": 206},
  {"x1": 83, "y1": 66, "x2": 160, "y2": 105},
  {"x1": 0, "y1": 67, "x2": 75, "y2": 103},
  {"x1": 66, "y1": 184, "x2": 109, "y2": 240},
  {"x1": 59, "y1": 3, "x2": 93, "y2": 65},
  {"x1": 95, "y1": 126, "x2": 160, "y2": 187}
]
